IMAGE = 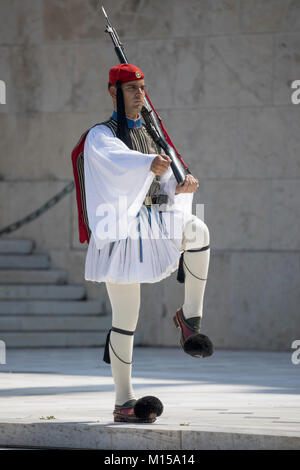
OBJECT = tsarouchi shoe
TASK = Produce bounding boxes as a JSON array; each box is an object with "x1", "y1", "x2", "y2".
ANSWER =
[
  {"x1": 173, "y1": 307, "x2": 214, "y2": 358},
  {"x1": 113, "y1": 396, "x2": 163, "y2": 423}
]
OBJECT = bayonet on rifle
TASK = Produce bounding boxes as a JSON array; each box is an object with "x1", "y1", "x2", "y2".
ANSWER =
[{"x1": 100, "y1": 4, "x2": 191, "y2": 184}]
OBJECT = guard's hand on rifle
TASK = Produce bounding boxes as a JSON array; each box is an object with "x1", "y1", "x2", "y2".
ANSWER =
[
  {"x1": 175, "y1": 174, "x2": 199, "y2": 194},
  {"x1": 150, "y1": 154, "x2": 172, "y2": 176}
]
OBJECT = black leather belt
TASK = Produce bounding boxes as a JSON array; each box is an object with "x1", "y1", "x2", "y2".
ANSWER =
[{"x1": 143, "y1": 194, "x2": 169, "y2": 207}]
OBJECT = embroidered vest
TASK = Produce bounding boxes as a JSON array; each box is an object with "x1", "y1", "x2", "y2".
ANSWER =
[{"x1": 71, "y1": 117, "x2": 162, "y2": 244}]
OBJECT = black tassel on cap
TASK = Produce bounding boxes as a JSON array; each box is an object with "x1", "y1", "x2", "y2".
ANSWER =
[
  {"x1": 177, "y1": 252, "x2": 185, "y2": 283},
  {"x1": 116, "y1": 80, "x2": 133, "y2": 150},
  {"x1": 103, "y1": 329, "x2": 112, "y2": 364}
]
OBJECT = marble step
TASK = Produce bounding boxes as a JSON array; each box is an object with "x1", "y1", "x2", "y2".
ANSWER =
[
  {"x1": 0, "y1": 315, "x2": 112, "y2": 331},
  {"x1": 1, "y1": 330, "x2": 142, "y2": 348},
  {"x1": 0, "y1": 300, "x2": 104, "y2": 315},
  {"x1": 0, "y1": 254, "x2": 50, "y2": 270},
  {"x1": 0, "y1": 239, "x2": 34, "y2": 254},
  {"x1": 0, "y1": 331, "x2": 109, "y2": 348},
  {"x1": 0, "y1": 269, "x2": 68, "y2": 285},
  {"x1": 0, "y1": 285, "x2": 86, "y2": 300}
]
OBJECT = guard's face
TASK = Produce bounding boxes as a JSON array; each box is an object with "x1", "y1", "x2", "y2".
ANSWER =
[{"x1": 121, "y1": 79, "x2": 145, "y2": 114}]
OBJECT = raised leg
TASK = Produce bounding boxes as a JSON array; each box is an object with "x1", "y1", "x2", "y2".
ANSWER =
[
  {"x1": 181, "y1": 216, "x2": 210, "y2": 324},
  {"x1": 175, "y1": 215, "x2": 214, "y2": 357}
]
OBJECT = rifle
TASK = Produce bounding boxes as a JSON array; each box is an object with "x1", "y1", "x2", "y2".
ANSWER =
[{"x1": 101, "y1": 5, "x2": 191, "y2": 185}]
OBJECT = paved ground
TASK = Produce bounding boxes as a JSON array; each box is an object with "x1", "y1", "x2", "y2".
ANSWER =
[{"x1": 0, "y1": 347, "x2": 299, "y2": 450}]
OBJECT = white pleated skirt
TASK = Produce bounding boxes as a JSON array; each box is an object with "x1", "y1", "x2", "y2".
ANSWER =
[{"x1": 84, "y1": 205, "x2": 185, "y2": 284}]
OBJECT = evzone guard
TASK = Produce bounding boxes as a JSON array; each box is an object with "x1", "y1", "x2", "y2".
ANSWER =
[{"x1": 71, "y1": 63, "x2": 213, "y2": 423}]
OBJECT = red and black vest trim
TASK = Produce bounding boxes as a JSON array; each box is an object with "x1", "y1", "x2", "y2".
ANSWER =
[{"x1": 71, "y1": 125, "x2": 101, "y2": 245}]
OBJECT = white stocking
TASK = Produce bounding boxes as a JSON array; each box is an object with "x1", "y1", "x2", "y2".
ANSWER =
[
  {"x1": 181, "y1": 215, "x2": 210, "y2": 322},
  {"x1": 105, "y1": 282, "x2": 140, "y2": 407},
  {"x1": 182, "y1": 247, "x2": 210, "y2": 320}
]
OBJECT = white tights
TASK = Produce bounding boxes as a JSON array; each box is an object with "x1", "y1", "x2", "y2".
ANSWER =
[
  {"x1": 105, "y1": 215, "x2": 210, "y2": 407},
  {"x1": 105, "y1": 282, "x2": 140, "y2": 406},
  {"x1": 181, "y1": 215, "x2": 210, "y2": 319}
]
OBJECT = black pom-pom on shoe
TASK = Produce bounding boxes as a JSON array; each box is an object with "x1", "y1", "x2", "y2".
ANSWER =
[
  {"x1": 134, "y1": 396, "x2": 164, "y2": 420},
  {"x1": 183, "y1": 333, "x2": 214, "y2": 358}
]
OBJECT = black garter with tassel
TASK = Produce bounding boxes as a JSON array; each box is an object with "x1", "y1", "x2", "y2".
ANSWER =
[
  {"x1": 103, "y1": 327, "x2": 135, "y2": 364},
  {"x1": 177, "y1": 245, "x2": 210, "y2": 284},
  {"x1": 177, "y1": 252, "x2": 185, "y2": 283},
  {"x1": 103, "y1": 329, "x2": 112, "y2": 364}
]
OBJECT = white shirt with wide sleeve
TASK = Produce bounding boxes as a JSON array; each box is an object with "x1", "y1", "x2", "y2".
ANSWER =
[{"x1": 84, "y1": 124, "x2": 194, "y2": 284}]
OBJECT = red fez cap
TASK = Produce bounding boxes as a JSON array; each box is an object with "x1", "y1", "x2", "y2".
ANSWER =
[{"x1": 109, "y1": 63, "x2": 144, "y2": 85}]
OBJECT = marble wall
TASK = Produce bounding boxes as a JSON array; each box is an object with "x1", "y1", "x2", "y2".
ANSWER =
[{"x1": 0, "y1": 0, "x2": 300, "y2": 350}]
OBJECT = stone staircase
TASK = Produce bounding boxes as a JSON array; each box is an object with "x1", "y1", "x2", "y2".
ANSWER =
[{"x1": 0, "y1": 238, "x2": 113, "y2": 348}]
